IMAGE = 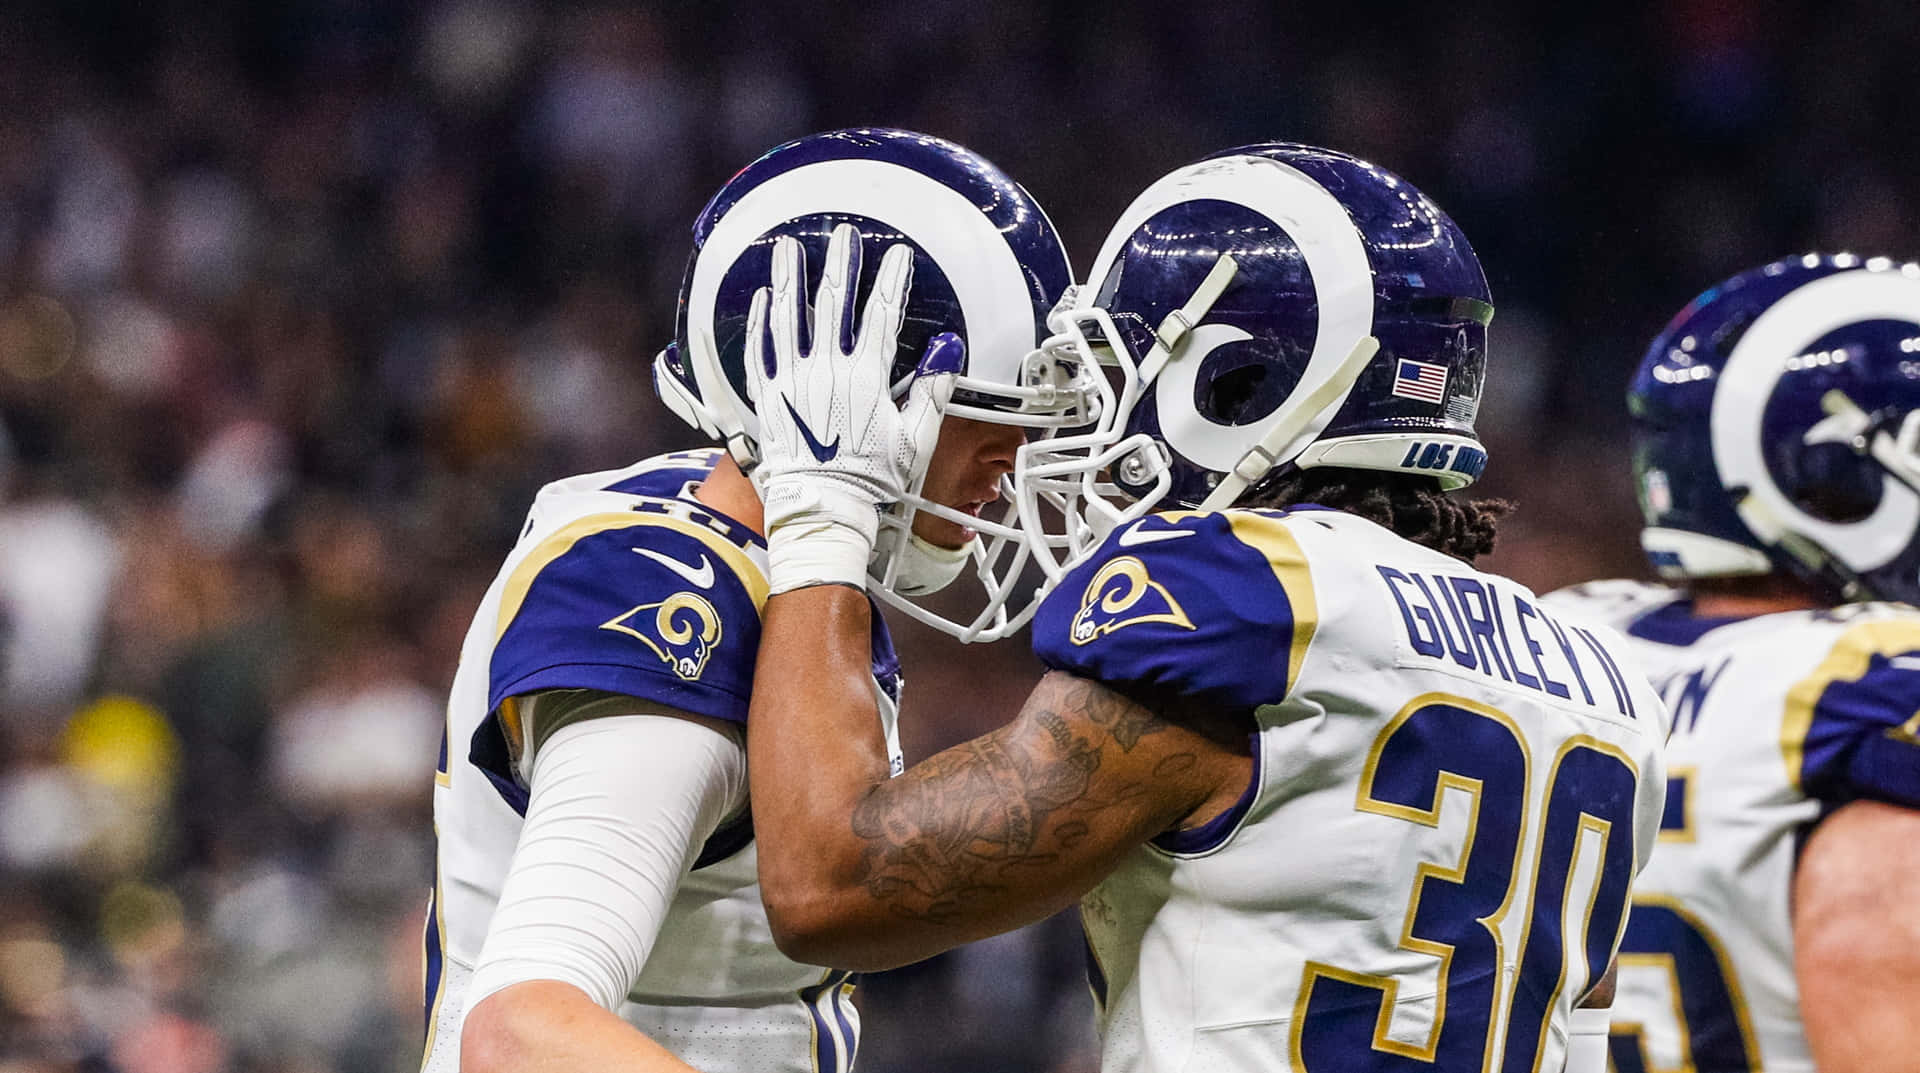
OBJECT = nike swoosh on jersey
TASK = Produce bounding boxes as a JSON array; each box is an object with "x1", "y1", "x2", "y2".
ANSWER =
[
  {"x1": 782, "y1": 395, "x2": 840, "y2": 461},
  {"x1": 632, "y1": 547, "x2": 717, "y2": 589},
  {"x1": 1116, "y1": 525, "x2": 1197, "y2": 547}
]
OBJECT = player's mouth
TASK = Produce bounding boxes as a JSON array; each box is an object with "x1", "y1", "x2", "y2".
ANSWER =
[
  {"x1": 925, "y1": 497, "x2": 992, "y2": 545},
  {"x1": 950, "y1": 501, "x2": 986, "y2": 540},
  {"x1": 957, "y1": 489, "x2": 1001, "y2": 536}
]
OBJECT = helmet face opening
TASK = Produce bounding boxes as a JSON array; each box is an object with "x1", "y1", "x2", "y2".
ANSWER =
[{"x1": 653, "y1": 128, "x2": 1087, "y2": 641}]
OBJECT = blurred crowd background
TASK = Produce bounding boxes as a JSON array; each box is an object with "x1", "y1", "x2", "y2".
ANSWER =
[{"x1": 2, "y1": 1, "x2": 1916, "y2": 1070}]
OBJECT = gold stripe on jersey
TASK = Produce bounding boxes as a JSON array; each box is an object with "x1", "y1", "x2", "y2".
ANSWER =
[
  {"x1": 1889, "y1": 708, "x2": 1920, "y2": 747},
  {"x1": 834, "y1": 977, "x2": 857, "y2": 1071},
  {"x1": 419, "y1": 830, "x2": 451, "y2": 1071},
  {"x1": 804, "y1": 967, "x2": 827, "y2": 1073},
  {"x1": 497, "y1": 694, "x2": 527, "y2": 762},
  {"x1": 1658, "y1": 766, "x2": 1695, "y2": 843},
  {"x1": 493, "y1": 511, "x2": 769, "y2": 643},
  {"x1": 436, "y1": 700, "x2": 453, "y2": 789},
  {"x1": 1781, "y1": 619, "x2": 1920, "y2": 791},
  {"x1": 1222, "y1": 511, "x2": 1319, "y2": 690},
  {"x1": 1081, "y1": 917, "x2": 1112, "y2": 1016},
  {"x1": 802, "y1": 967, "x2": 855, "y2": 1073}
]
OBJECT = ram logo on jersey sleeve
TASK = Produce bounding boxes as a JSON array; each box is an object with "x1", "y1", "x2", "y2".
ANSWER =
[
  {"x1": 1034, "y1": 509, "x2": 1315, "y2": 708},
  {"x1": 489, "y1": 514, "x2": 764, "y2": 721},
  {"x1": 1070, "y1": 556, "x2": 1195, "y2": 645},
  {"x1": 469, "y1": 509, "x2": 767, "y2": 813},
  {"x1": 602, "y1": 591, "x2": 724, "y2": 680}
]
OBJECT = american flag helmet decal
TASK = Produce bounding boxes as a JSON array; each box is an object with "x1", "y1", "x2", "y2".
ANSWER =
[{"x1": 1391, "y1": 358, "x2": 1449, "y2": 404}]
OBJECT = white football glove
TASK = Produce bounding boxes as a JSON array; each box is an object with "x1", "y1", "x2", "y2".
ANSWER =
[{"x1": 745, "y1": 223, "x2": 961, "y2": 594}]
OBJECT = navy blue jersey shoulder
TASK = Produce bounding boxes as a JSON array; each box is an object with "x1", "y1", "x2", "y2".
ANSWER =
[
  {"x1": 1794, "y1": 618, "x2": 1920, "y2": 808},
  {"x1": 1623, "y1": 601, "x2": 1752, "y2": 647},
  {"x1": 599, "y1": 448, "x2": 727, "y2": 500},
  {"x1": 1032, "y1": 510, "x2": 1315, "y2": 708},
  {"x1": 490, "y1": 519, "x2": 764, "y2": 724},
  {"x1": 468, "y1": 507, "x2": 768, "y2": 813}
]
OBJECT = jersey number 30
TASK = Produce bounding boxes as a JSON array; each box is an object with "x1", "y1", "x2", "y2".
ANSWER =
[{"x1": 1291, "y1": 695, "x2": 1640, "y2": 1073}]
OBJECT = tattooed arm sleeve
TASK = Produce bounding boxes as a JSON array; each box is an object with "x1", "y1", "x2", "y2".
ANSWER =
[
  {"x1": 843, "y1": 671, "x2": 1216, "y2": 931},
  {"x1": 748, "y1": 587, "x2": 1239, "y2": 971}
]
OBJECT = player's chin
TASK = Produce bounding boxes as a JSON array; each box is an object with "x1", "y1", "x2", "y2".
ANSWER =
[{"x1": 912, "y1": 508, "x2": 977, "y2": 550}]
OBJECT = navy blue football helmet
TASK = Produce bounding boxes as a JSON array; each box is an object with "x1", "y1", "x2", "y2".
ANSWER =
[
  {"x1": 652, "y1": 128, "x2": 1088, "y2": 640},
  {"x1": 1015, "y1": 144, "x2": 1493, "y2": 578},
  {"x1": 1630, "y1": 253, "x2": 1920, "y2": 603}
]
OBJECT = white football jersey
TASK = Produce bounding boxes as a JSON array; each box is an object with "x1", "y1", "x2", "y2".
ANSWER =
[
  {"x1": 1543, "y1": 580, "x2": 1920, "y2": 1073},
  {"x1": 423, "y1": 449, "x2": 902, "y2": 1073},
  {"x1": 1031, "y1": 507, "x2": 1669, "y2": 1073}
]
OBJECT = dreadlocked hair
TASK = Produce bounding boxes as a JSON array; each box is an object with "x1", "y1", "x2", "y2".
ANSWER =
[{"x1": 1241, "y1": 468, "x2": 1513, "y2": 564}]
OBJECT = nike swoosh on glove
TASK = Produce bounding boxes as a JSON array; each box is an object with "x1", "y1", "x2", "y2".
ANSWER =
[{"x1": 745, "y1": 222, "x2": 961, "y2": 594}]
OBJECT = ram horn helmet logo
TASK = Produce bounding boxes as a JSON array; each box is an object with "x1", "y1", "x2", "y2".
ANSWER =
[
  {"x1": 601, "y1": 591, "x2": 723, "y2": 680},
  {"x1": 1070, "y1": 556, "x2": 1195, "y2": 645}
]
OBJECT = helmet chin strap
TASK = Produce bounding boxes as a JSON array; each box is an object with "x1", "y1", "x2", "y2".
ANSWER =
[
  {"x1": 1116, "y1": 248, "x2": 1384, "y2": 513},
  {"x1": 872, "y1": 396, "x2": 973, "y2": 598},
  {"x1": 1135, "y1": 254, "x2": 1242, "y2": 391},
  {"x1": 886, "y1": 533, "x2": 973, "y2": 596},
  {"x1": 1199, "y1": 335, "x2": 1381, "y2": 511},
  {"x1": 1731, "y1": 489, "x2": 1872, "y2": 602}
]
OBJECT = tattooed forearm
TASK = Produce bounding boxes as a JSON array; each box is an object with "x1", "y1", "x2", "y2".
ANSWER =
[
  {"x1": 847, "y1": 675, "x2": 1199, "y2": 923},
  {"x1": 1075, "y1": 678, "x2": 1173, "y2": 752}
]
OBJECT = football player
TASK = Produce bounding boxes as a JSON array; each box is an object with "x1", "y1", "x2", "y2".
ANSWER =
[
  {"x1": 422, "y1": 128, "x2": 1090, "y2": 1073},
  {"x1": 1543, "y1": 255, "x2": 1920, "y2": 1073},
  {"x1": 743, "y1": 144, "x2": 1667, "y2": 1073}
]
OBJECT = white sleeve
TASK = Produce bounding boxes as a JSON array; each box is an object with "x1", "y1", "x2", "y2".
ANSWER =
[
  {"x1": 1564, "y1": 1007, "x2": 1611, "y2": 1073},
  {"x1": 465, "y1": 707, "x2": 748, "y2": 1011}
]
